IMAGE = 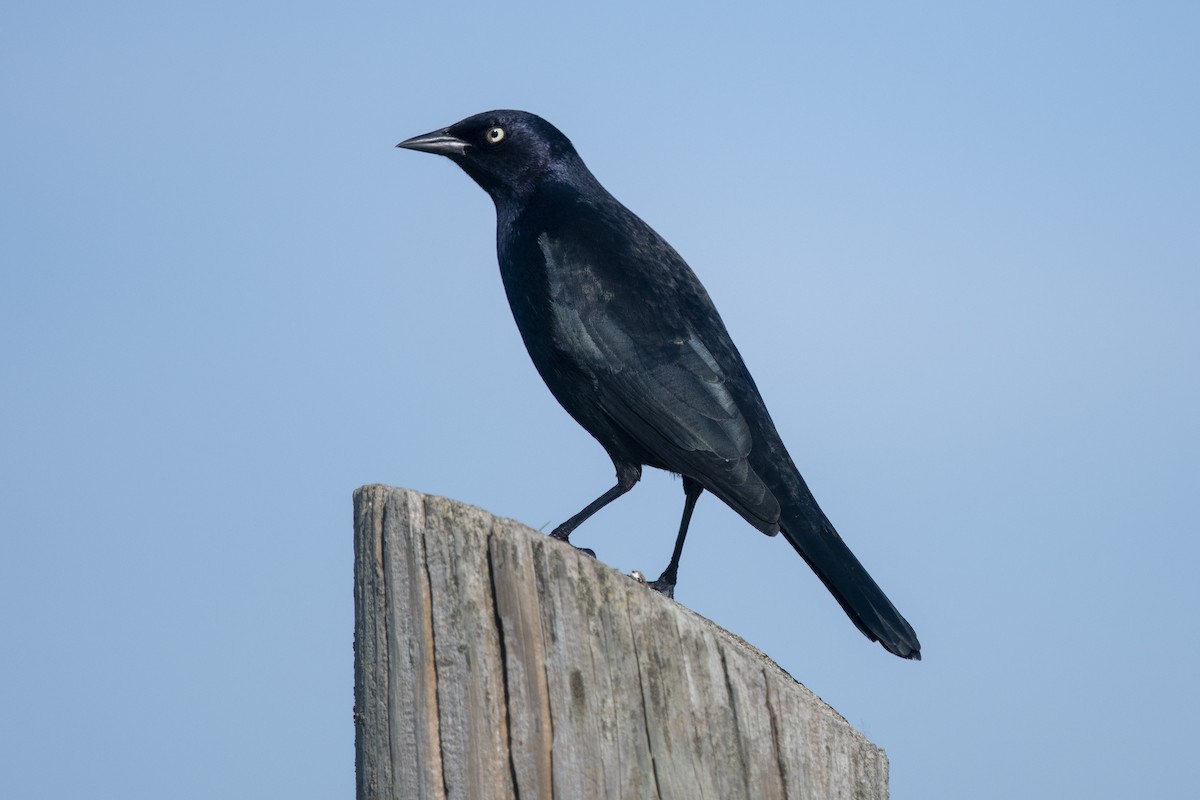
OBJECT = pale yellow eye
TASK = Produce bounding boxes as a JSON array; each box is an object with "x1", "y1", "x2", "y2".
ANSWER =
[{"x1": 485, "y1": 126, "x2": 505, "y2": 144}]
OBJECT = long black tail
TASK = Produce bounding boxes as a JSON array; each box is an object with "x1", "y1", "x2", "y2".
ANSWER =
[{"x1": 779, "y1": 498, "x2": 921, "y2": 660}]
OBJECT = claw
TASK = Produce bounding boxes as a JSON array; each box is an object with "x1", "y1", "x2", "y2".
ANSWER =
[
  {"x1": 646, "y1": 578, "x2": 675, "y2": 599},
  {"x1": 548, "y1": 532, "x2": 595, "y2": 558}
]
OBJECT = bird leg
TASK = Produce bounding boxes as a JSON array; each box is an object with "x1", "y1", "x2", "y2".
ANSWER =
[
  {"x1": 549, "y1": 462, "x2": 641, "y2": 556},
  {"x1": 648, "y1": 477, "x2": 703, "y2": 599}
]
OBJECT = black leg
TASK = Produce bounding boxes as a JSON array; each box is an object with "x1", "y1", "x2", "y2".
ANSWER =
[
  {"x1": 648, "y1": 477, "x2": 703, "y2": 599},
  {"x1": 549, "y1": 462, "x2": 641, "y2": 555}
]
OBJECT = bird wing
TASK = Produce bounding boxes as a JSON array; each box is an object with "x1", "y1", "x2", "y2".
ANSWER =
[{"x1": 538, "y1": 230, "x2": 782, "y2": 532}]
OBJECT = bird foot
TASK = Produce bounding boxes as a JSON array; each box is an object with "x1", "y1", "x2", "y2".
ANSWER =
[
  {"x1": 646, "y1": 578, "x2": 676, "y2": 599},
  {"x1": 548, "y1": 531, "x2": 595, "y2": 558}
]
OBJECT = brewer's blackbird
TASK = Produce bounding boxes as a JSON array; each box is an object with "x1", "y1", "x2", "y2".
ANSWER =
[{"x1": 397, "y1": 110, "x2": 921, "y2": 659}]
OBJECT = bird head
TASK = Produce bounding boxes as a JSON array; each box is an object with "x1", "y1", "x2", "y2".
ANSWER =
[{"x1": 397, "y1": 110, "x2": 584, "y2": 202}]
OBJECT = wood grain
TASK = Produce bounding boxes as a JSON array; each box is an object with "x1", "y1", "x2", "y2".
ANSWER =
[{"x1": 353, "y1": 485, "x2": 889, "y2": 800}]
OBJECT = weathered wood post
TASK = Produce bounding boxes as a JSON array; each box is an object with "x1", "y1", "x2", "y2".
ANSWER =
[{"x1": 353, "y1": 484, "x2": 890, "y2": 800}]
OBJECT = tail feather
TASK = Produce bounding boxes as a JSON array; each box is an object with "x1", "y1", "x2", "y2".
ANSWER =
[{"x1": 779, "y1": 502, "x2": 921, "y2": 660}]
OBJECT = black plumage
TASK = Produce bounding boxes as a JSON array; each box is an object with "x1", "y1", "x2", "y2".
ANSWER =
[{"x1": 397, "y1": 110, "x2": 920, "y2": 659}]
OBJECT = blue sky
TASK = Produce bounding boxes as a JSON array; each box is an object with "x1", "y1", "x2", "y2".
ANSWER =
[{"x1": 2, "y1": 2, "x2": 1197, "y2": 798}]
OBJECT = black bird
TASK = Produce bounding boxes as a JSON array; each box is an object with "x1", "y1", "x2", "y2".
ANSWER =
[{"x1": 397, "y1": 110, "x2": 921, "y2": 659}]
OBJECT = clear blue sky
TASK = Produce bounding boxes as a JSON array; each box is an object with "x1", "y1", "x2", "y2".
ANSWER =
[{"x1": 2, "y1": 2, "x2": 1197, "y2": 798}]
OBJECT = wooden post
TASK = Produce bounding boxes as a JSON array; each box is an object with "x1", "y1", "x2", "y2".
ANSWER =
[{"x1": 353, "y1": 485, "x2": 890, "y2": 800}]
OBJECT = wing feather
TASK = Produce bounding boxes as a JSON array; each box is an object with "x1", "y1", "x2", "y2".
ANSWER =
[{"x1": 539, "y1": 231, "x2": 779, "y2": 528}]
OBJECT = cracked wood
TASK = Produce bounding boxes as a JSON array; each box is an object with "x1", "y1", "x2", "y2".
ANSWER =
[{"x1": 353, "y1": 485, "x2": 890, "y2": 800}]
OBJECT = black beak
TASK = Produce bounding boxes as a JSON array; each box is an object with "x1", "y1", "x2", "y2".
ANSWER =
[{"x1": 396, "y1": 128, "x2": 469, "y2": 156}]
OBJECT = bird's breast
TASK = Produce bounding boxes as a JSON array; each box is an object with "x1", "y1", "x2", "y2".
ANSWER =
[{"x1": 496, "y1": 226, "x2": 596, "y2": 381}]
